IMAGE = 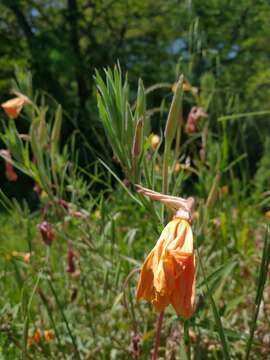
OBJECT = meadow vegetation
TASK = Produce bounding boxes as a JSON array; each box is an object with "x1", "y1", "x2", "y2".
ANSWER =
[{"x1": 0, "y1": 1, "x2": 270, "y2": 359}]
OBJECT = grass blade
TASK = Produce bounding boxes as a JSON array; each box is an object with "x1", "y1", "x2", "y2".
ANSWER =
[
  {"x1": 197, "y1": 248, "x2": 232, "y2": 360},
  {"x1": 245, "y1": 226, "x2": 270, "y2": 360}
]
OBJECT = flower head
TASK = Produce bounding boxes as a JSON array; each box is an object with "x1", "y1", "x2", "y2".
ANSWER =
[
  {"x1": 1, "y1": 94, "x2": 30, "y2": 119},
  {"x1": 136, "y1": 216, "x2": 195, "y2": 318},
  {"x1": 135, "y1": 185, "x2": 196, "y2": 318}
]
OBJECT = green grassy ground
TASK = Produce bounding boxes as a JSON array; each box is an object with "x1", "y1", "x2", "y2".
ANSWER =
[{"x1": 0, "y1": 184, "x2": 269, "y2": 359}]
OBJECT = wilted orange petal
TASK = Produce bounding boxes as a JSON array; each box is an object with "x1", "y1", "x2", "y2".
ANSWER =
[
  {"x1": 152, "y1": 290, "x2": 170, "y2": 312},
  {"x1": 136, "y1": 250, "x2": 155, "y2": 301},
  {"x1": 171, "y1": 253, "x2": 195, "y2": 317},
  {"x1": 1, "y1": 97, "x2": 25, "y2": 119},
  {"x1": 136, "y1": 217, "x2": 196, "y2": 318}
]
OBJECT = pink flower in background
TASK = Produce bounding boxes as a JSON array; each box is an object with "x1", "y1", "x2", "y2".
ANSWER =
[
  {"x1": 185, "y1": 107, "x2": 208, "y2": 134},
  {"x1": 38, "y1": 221, "x2": 55, "y2": 246},
  {"x1": 67, "y1": 240, "x2": 77, "y2": 273}
]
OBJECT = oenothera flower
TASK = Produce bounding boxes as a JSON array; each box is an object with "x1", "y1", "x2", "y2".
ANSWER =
[
  {"x1": 1, "y1": 93, "x2": 30, "y2": 119},
  {"x1": 136, "y1": 185, "x2": 195, "y2": 318}
]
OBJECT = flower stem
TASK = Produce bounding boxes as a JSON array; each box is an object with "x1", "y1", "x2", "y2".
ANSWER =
[{"x1": 152, "y1": 311, "x2": 164, "y2": 360}]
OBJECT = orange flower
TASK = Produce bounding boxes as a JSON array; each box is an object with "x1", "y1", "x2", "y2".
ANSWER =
[
  {"x1": 221, "y1": 185, "x2": 229, "y2": 195},
  {"x1": 44, "y1": 330, "x2": 55, "y2": 342},
  {"x1": 27, "y1": 329, "x2": 41, "y2": 347},
  {"x1": 1, "y1": 94, "x2": 30, "y2": 119},
  {"x1": 136, "y1": 216, "x2": 196, "y2": 318}
]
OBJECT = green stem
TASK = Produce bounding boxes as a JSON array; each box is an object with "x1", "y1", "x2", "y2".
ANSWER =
[
  {"x1": 184, "y1": 320, "x2": 191, "y2": 360},
  {"x1": 48, "y1": 279, "x2": 81, "y2": 360}
]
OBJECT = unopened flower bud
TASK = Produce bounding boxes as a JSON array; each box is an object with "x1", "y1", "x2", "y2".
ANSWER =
[
  {"x1": 67, "y1": 241, "x2": 77, "y2": 274},
  {"x1": 0, "y1": 150, "x2": 17, "y2": 182},
  {"x1": 38, "y1": 221, "x2": 55, "y2": 246},
  {"x1": 58, "y1": 199, "x2": 69, "y2": 210},
  {"x1": 185, "y1": 107, "x2": 208, "y2": 134},
  {"x1": 132, "y1": 118, "x2": 144, "y2": 157},
  {"x1": 151, "y1": 134, "x2": 160, "y2": 150},
  {"x1": 165, "y1": 75, "x2": 184, "y2": 142}
]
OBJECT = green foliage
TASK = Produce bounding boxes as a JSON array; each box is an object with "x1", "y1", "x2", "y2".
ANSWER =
[{"x1": 0, "y1": 1, "x2": 270, "y2": 358}]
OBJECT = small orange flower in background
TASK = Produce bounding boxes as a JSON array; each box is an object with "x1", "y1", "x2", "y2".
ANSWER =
[
  {"x1": 172, "y1": 81, "x2": 198, "y2": 94},
  {"x1": 154, "y1": 164, "x2": 161, "y2": 173},
  {"x1": 264, "y1": 210, "x2": 270, "y2": 220},
  {"x1": 174, "y1": 163, "x2": 181, "y2": 173},
  {"x1": 0, "y1": 149, "x2": 18, "y2": 182},
  {"x1": 27, "y1": 329, "x2": 41, "y2": 347},
  {"x1": 44, "y1": 329, "x2": 55, "y2": 342},
  {"x1": 136, "y1": 209, "x2": 195, "y2": 318},
  {"x1": 151, "y1": 134, "x2": 160, "y2": 150},
  {"x1": 11, "y1": 251, "x2": 32, "y2": 263},
  {"x1": 221, "y1": 185, "x2": 229, "y2": 195},
  {"x1": 23, "y1": 252, "x2": 32, "y2": 263},
  {"x1": 1, "y1": 93, "x2": 30, "y2": 119}
]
